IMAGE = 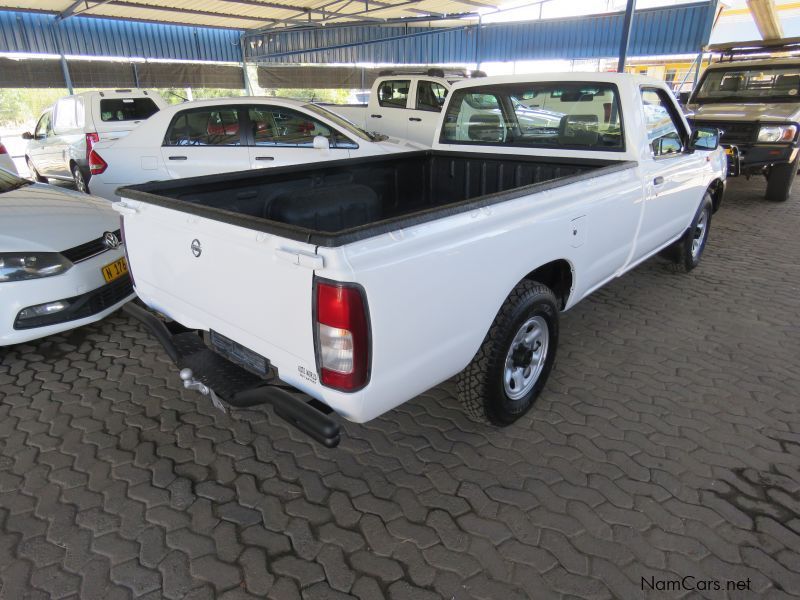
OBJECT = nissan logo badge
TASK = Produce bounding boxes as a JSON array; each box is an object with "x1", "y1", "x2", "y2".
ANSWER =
[
  {"x1": 103, "y1": 231, "x2": 120, "y2": 249},
  {"x1": 191, "y1": 239, "x2": 202, "y2": 257}
]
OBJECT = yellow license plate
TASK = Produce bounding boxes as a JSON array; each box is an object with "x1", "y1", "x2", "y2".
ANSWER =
[{"x1": 102, "y1": 257, "x2": 128, "y2": 283}]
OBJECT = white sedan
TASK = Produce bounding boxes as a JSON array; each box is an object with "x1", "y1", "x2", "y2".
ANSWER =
[
  {"x1": 88, "y1": 97, "x2": 424, "y2": 201},
  {"x1": 0, "y1": 169, "x2": 134, "y2": 346}
]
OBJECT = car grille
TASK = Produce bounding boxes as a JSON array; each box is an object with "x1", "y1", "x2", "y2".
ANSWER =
[
  {"x1": 14, "y1": 275, "x2": 134, "y2": 330},
  {"x1": 62, "y1": 229, "x2": 121, "y2": 263},
  {"x1": 690, "y1": 120, "x2": 756, "y2": 145}
]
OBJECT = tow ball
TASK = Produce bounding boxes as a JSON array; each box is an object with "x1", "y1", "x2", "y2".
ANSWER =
[{"x1": 179, "y1": 368, "x2": 227, "y2": 413}]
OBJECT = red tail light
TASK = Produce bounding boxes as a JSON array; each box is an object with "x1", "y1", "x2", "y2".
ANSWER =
[
  {"x1": 314, "y1": 279, "x2": 370, "y2": 392},
  {"x1": 85, "y1": 132, "x2": 100, "y2": 160},
  {"x1": 89, "y1": 149, "x2": 107, "y2": 175},
  {"x1": 0, "y1": 143, "x2": 8, "y2": 155}
]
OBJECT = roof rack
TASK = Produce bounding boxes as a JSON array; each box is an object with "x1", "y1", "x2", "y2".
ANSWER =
[
  {"x1": 706, "y1": 37, "x2": 800, "y2": 61},
  {"x1": 377, "y1": 67, "x2": 483, "y2": 79}
]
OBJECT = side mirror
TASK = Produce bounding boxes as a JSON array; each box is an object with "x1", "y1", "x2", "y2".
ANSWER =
[
  {"x1": 312, "y1": 135, "x2": 330, "y2": 150},
  {"x1": 21, "y1": 131, "x2": 33, "y2": 140},
  {"x1": 678, "y1": 91, "x2": 691, "y2": 105},
  {"x1": 689, "y1": 126, "x2": 720, "y2": 151}
]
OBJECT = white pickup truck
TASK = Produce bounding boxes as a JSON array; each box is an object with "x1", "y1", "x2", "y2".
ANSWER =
[
  {"x1": 115, "y1": 73, "x2": 726, "y2": 447},
  {"x1": 325, "y1": 69, "x2": 481, "y2": 146}
]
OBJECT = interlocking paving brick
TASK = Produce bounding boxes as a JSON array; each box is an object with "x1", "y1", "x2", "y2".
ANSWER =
[{"x1": 2, "y1": 177, "x2": 800, "y2": 597}]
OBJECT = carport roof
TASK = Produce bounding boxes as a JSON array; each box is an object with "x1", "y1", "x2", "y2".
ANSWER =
[{"x1": 0, "y1": 0, "x2": 497, "y2": 30}]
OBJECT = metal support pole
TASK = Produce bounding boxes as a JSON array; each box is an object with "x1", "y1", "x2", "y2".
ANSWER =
[
  {"x1": 132, "y1": 62, "x2": 140, "y2": 88},
  {"x1": 616, "y1": 0, "x2": 635, "y2": 73},
  {"x1": 475, "y1": 15, "x2": 482, "y2": 70},
  {"x1": 241, "y1": 35, "x2": 253, "y2": 95},
  {"x1": 693, "y1": 49, "x2": 704, "y2": 87},
  {"x1": 60, "y1": 54, "x2": 74, "y2": 94}
]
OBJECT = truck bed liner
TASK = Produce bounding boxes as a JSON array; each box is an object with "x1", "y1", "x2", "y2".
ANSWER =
[{"x1": 118, "y1": 150, "x2": 637, "y2": 247}]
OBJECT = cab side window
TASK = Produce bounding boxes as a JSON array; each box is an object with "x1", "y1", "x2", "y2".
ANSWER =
[
  {"x1": 416, "y1": 81, "x2": 448, "y2": 112},
  {"x1": 248, "y1": 106, "x2": 356, "y2": 149},
  {"x1": 641, "y1": 88, "x2": 684, "y2": 157},
  {"x1": 164, "y1": 108, "x2": 241, "y2": 146},
  {"x1": 377, "y1": 80, "x2": 410, "y2": 109},
  {"x1": 34, "y1": 112, "x2": 51, "y2": 139}
]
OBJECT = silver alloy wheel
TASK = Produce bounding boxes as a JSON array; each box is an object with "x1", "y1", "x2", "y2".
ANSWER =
[
  {"x1": 72, "y1": 166, "x2": 88, "y2": 193},
  {"x1": 503, "y1": 315, "x2": 549, "y2": 400},
  {"x1": 691, "y1": 207, "x2": 708, "y2": 259}
]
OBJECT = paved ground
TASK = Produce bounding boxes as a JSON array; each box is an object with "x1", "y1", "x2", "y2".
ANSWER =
[{"x1": 1, "y1": 176, "x2": 799, "y2": 600}]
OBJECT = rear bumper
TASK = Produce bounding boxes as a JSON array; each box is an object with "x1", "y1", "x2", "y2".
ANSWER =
[{"x1": 122, "y1": 302, "x2": 341, "y2": 447}]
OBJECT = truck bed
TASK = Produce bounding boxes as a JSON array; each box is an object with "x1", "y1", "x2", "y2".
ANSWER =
[{"x1": 118, "y1": 150, "x2": 636, "y2": 247}]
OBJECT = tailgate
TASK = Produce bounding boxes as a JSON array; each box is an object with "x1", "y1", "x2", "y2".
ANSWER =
[{"x1": 116, "y1": 199, "x2": 320, "y2": 385}]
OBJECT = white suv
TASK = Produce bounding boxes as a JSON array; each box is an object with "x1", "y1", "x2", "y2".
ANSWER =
[{"x1": 23, "y1": 89, "x2": 167, "y2": 193}]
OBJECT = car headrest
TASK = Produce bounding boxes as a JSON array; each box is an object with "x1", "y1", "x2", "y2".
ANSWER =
[
  {"x1": 776, "y1": 74, "x2": 800, "y2": 90},
  {"x1": 558, "y1": 114, "x2": 599, "y2": 146},
  {"x1": 468, "y1": 113, "x2": 503, "y2": 142},
  {"x1": 719, "y1": 76, "x2": 742, "y2": 92}
]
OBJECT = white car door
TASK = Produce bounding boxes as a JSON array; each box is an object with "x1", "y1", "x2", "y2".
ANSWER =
[
  {"x1": 635, "y1": 87, "x2": 705, "y2": 258},
  {"x1": 366, "y1": 78, "x2": 411, "y2": 140},
  {"x1": 160, "y1": 105, "x2": 250, "y2": 179},
  {"x1": 28, "y1": 111, "x2": 56, "y2": 176},
  {"x1": 407, "y1": 79, "x2": 448, "y2": 145},
  {"x1": 246, "y1": 105, "x2": 352, "y2": 168}
]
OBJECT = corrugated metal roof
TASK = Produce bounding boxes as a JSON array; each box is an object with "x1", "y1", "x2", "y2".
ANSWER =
[
  {"x1": 0, "y1": 0, "x2": 495, "y2": 30},
  {"x1": 247, "y1": 1, "x2": 718, "y2": 63},
  {"x1": 0, "y1": 10, "x2": 243, "y2": 61},
  {"x1": 0, "y1": 2, "x2": 717, "y2": 66}
]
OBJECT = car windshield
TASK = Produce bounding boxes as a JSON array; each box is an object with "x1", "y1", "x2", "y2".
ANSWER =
[
  {"x1": 694, "y1": 65, "x2": 800, "y2": 103},
  {"x1": 303, "y1": 104, "x2": 376, "y2": 141},
  {"x1": 0, "y1": 168, "x2": 32, "y2": 193}
]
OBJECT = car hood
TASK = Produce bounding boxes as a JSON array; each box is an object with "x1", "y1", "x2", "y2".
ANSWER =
[
  {"x1": 687, "y1": 102, "x2": 800, "y2": 123},
  {"x1": 0, "y1": 183, "x2": 119, "y2": 253}
]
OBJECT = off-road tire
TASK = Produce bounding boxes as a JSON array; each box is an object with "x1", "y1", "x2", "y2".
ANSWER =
[
  {"x1": 662, "y1": 193, "x2": 713, "y2": 273},
  {"x1": 765, "y1": 154, "x2": 800, "y2": 202},
  {"x1": 456, "y1": 280, "x2": 559, "y2": 425}
]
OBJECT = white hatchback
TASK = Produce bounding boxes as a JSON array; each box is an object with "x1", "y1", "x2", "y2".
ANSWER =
[
  {"x1": 87, "y1": 96, "x2": 423, "y2": 201},
  {"x1": 0, "y1": 169, "x2": 134, "y2": 346}
]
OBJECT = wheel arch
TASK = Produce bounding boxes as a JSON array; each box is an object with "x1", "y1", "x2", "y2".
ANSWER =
[
  {"x1": 522, "y1": 259, "x2": 574, "y2": 310},
  {"x1": 707, "y1": 178, "x2": 725, "y2": 213}
]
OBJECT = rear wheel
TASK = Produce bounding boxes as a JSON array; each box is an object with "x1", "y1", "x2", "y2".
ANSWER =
[
  {"x1": 71, "y1": 163, "x2": 88, "y2": 194},
  {"x1": 765, "y1": 154, "x2": 800, "y2": 202},
  {"x1": 456, "y1": 280, "x2": 559, "y2": 425},
  {"x1": 26, "y1": 157, "x2": 46, "y2": 183},
  {"x1": 662, "y1": 193, "x2": 713, "y2": 272}
]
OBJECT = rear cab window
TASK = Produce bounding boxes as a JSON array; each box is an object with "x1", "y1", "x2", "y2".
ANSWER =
[
  {"x1": 440, "y1": 82, "x2": 624, "y2": 151},
  {"x1": 100, "y1": 98, "x2": 160, "y2": 122}
]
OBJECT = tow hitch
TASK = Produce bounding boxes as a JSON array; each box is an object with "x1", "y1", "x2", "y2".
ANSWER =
[{"x1": 123, "y1": 302, "x2": 341, "y2": 447}]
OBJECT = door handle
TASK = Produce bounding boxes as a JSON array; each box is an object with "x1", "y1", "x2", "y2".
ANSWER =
[
  {"x1": 255, "y1": 156, "x2": 274, "y2": 161},
  {"x1": 168, "y1": 156, "x2": 187, "y2": 161},
  {"x1": 653, "y1": 176, "x2": 665, "y2": 186},
  {"x1": 370, "y1": 114, "x2": 382, "y2": 118},
  {"x1": 409, "y1": 117, "x2": 422, "y2": 122}
]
